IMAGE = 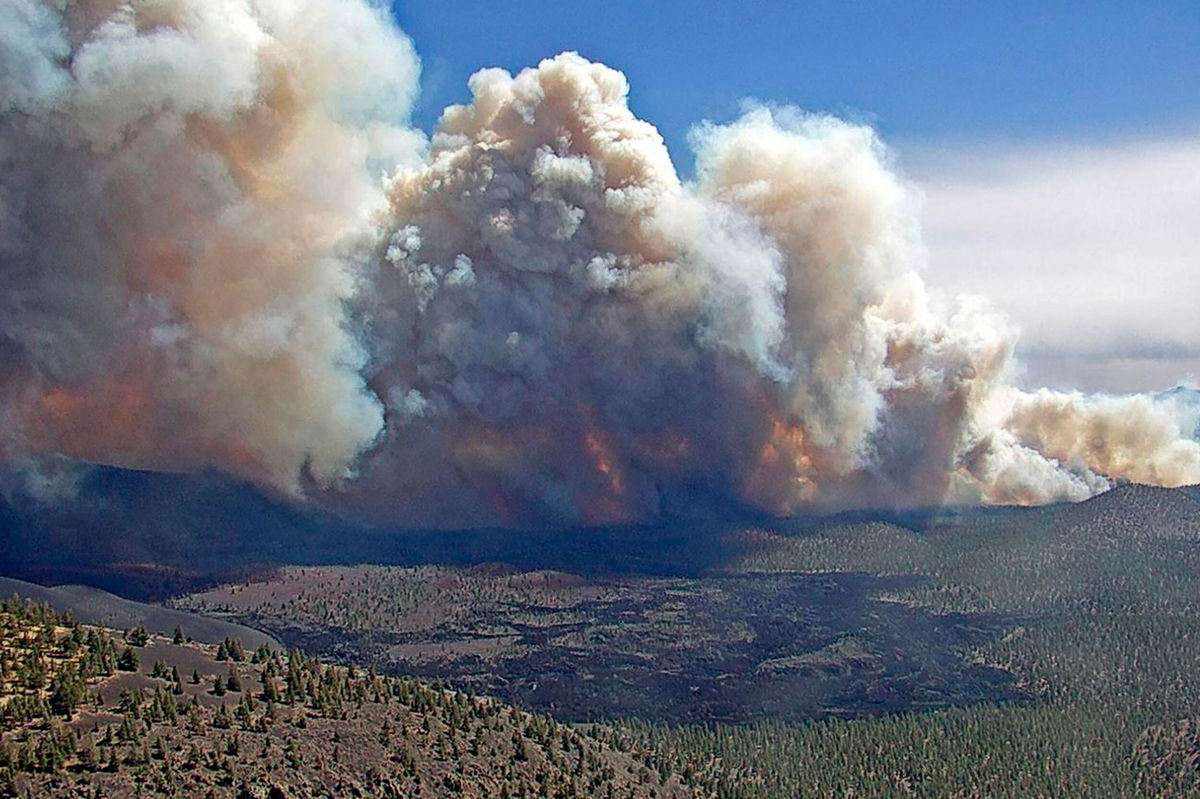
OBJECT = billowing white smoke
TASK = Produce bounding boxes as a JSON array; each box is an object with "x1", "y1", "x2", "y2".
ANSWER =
[
  {"x1": 349, "y1": 54, "x2": 1200, "y2": 524},
  {"x1": 0, "y1": 0, "x2": 421, "y2": 490},
  {"x1": 1, "y1": 3, "x2": 1196, "y2": 526}
]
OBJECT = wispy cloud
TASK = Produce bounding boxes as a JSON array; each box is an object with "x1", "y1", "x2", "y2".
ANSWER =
[{"x1": 909, "y1": 137, "x2": 1200, "y2": 394}]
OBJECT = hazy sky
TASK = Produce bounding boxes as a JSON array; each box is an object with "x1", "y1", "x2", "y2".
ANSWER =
[{"x1": 393, "y1": 0, "x2": 1199, "y2": 394}]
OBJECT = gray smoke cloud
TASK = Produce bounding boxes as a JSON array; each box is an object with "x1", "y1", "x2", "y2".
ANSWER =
[
  {"x1": 1, "y1": 2, "x2": 1197, "y2": 527},
  {"x1": 0, "y1": 0, "x2": 421, "y2": 491}
]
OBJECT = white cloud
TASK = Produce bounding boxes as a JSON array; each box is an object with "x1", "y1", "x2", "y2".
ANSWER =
[{"x1": 908, "y1": 137, "x2": 1200, "y2": 394}]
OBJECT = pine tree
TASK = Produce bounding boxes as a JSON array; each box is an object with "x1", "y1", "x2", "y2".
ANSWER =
[
  {"x1": 127, "y1": 625, "x2": 149, "y2": 647},
  {"x1": 225, "y1": 638, "x2": 246, "y2": 662},
  {"x1": 117, "y1": 646, "x2": 139, "y2": 672},
  {"x1": 47, "y1": 664, "x2": 83, "y2": 717},
  {"x1": 261, "y1": 671, "x2": 281, "y2": 703}
]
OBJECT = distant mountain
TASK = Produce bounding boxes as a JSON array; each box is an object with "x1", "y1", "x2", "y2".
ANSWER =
[
  {"x1": 1058, "y1": 482, "x2": 1200, "y2": 542},
  {"x1": 1157, "y1": 385, "x2": 1200, "y2": 439},
  {"x1": 0, "y1": 464, "x2": 367, "y2": 598},
  {"x1": 0, "y1": 462, "x2": 751, "y2": 600},
  {"x1": 3, "y1": 456, "x2": 1198, "y2": 603}
]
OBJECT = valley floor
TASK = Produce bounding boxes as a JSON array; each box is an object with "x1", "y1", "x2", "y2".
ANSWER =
[{"x1": 6, "y1": 483, "x2": 1200, "y2": 797}]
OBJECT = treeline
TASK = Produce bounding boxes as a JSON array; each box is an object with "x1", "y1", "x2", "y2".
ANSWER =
[
  {"x1": 0, "y1": 598, "x2": 120, "y2": 729},
  {"x1": 625, "y1": 503, "x2": 1200, "y2": 798}
]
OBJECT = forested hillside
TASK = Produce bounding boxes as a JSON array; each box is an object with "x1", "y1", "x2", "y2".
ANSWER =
[{"x1": 0, "y1": 599, "x2": 696, "y2": 798}]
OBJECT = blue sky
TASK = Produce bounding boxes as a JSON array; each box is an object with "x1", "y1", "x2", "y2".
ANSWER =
[
  {"x1": 393, "y1": 0, "x2": 1199, "y2": 166},
  {"x1": 389, "y1": 1, "x2": 1199, "y2": 393}
]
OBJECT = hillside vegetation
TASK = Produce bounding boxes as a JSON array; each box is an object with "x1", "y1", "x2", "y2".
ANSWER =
[
  {"x1": 172, "y1": 564, "x2": 1013, "y2": 724},
  {"x1": 631, "y1": 484, "x2": 1200, "y2": 798},
  {"x1": 0, "y1": 598, "x2": 697, "y2": 798},
  {"x1": 14, "y1": 482, "x2": 1200, "y2": 797}
]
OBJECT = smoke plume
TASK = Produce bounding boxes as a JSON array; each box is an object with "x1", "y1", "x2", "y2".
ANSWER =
[
  {"x1": 2, "y1": 1, "x2": 1197, "y2": 526},
  {"x1": 0, "y1": 0, "x2": 419, "y2": 490}
]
